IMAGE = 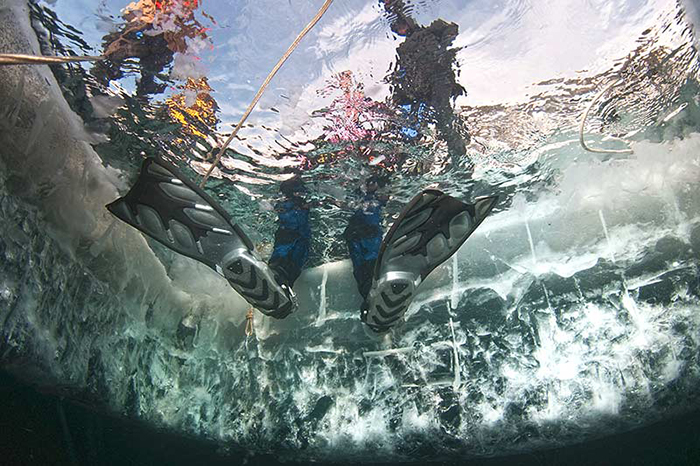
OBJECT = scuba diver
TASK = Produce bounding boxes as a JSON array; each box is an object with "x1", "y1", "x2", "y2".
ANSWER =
[
  {"x1": 106, "y1": 158, "x2": 497, "y2": 333},
  {"x1": 105, "y1": 1, "x2": 496, "y2": 334}
]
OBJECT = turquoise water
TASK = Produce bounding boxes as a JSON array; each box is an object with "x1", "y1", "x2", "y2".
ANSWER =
[{"x1": 1, "y1": 0, "x2": 700, "y2": 462}]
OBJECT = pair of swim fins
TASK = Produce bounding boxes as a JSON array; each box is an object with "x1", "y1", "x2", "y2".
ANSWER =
[{"x1": 106, "y1": 158, "x2": 498, "y2": 332}]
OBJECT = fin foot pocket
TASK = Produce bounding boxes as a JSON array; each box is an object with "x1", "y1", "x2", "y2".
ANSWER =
[
  {"x1": 222, "y1": 249, "x2": 297, "y2": 318},
  {"x1": 363, "y1": 190, "x2": 498, "y2": 333},
  {"x1": 106, "y1": 158, "x2": 297, "y2": 318},
  {"x1": 361, "y1": 271, "x2": 416, "y2": 333}
]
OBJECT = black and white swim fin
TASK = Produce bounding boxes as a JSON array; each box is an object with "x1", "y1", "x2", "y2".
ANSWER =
[
  {"x1": 362, "y1": 190, "x2": 498, "y2": 333},
  {"x1": 106, "y1": 158, "x2": 297, "y2": 318}
]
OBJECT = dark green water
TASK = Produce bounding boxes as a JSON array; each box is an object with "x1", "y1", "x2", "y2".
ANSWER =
[{"x1": 3, "y1": 368, "x2": 700, "y2": 465}]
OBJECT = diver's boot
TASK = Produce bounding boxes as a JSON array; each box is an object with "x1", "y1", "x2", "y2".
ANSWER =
[
  {"x1": 106, "y1": 158, "x2": 297, "y2": 318},
  {"x1": 361, "y1": 190, "x2": 498, "y2": 333}
]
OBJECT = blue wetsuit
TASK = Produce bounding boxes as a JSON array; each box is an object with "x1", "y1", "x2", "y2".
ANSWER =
[
  {"x1": 269, "y1": 197, "x2": 311, "y2": 286},
  {"x1": 343, "y1": 191, "x2": 386, "y2": 298},
  {"x1": 269, "y1": 189, "x2": 385, "y2": 298}
]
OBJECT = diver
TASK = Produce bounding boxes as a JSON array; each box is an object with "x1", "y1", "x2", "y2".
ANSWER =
[
  {"x1": 106, "y1": 158, "x2": 498, "y2": 334},
  {"x1": 92, "y1": 23, "x2": 174, "y2": 97},
  {"x1": 92, "y1": 0, "x2": 206, "y2": 97},
  {"x1": 381, "y1": 0, "x2": 469, "y2": 163},
  {"x1": 104, "y1": 2, "x2": 495, "y2": 334}
]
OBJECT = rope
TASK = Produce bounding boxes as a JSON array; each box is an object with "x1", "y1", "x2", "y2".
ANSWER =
[
  {"x1": 198, "y1": 0, "x2": 335, "y2": 187},
  {"x1": 0, "y1": 53, "x2": 104, "y2": 65},
  {"x1": 579, "y1": 78, "x2": 634, "y2": 155},
  {"x1": 245, "y1": 308, "x2": 255, "y2": 337}
]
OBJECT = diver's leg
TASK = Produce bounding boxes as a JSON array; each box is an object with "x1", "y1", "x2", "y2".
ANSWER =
[
  {"x1": 269, "y1": 177, "x2": 311, "y2": 289},
  {"x1": 361, "y1": 190, "x2": 498, "y2": 333},
  {"x1": 344, "y1": 212, "x2": 383, "y2": 299},
  {"x1": 106, "y1": 158, "x2": 297, "y2": 318},
  {"x1": 434, "y1": 104, "x2": 469, "y2": 162},
  {"x1": 269, "y1": 228, "x2": 310, "y2": 288}
]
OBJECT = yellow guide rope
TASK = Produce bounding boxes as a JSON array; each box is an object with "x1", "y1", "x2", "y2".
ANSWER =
[
  {"x1": 199, "y1": 0, "x2": 335, "y2": 187},
  {"x1": 0, "y1": 53, "x2": 104, "y2": 65}
]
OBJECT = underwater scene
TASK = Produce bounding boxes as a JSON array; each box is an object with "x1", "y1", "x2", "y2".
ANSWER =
[{"x1": 1, "y1": 0, "x2": 700, "y2": 463}]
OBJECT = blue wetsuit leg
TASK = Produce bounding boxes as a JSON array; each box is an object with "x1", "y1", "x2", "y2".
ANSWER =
[
  {"x1": 270, "y1": 199, "x2": 310, "y2": 287},
  {"x1": 344, "y1": 207, "x2": 383, "y2": 299}
]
